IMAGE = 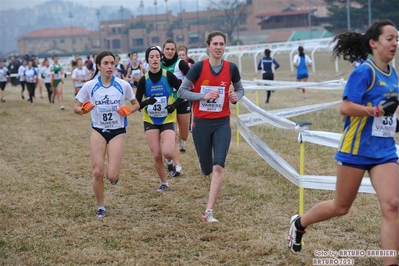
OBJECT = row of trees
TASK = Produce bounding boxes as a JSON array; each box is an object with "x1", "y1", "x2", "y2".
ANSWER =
[
  {"x1": 326, "y1": 0, "x2": 399, "y2": 32},
  {"x1": 207, "y1": 0, "x2": 399, "y2": 43}
]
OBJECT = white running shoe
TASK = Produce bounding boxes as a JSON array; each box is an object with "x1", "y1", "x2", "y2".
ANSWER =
[
  {"x1": 288, "y1": 214, "x2": 306, "y2": 254},
  {"x1": 178, "y1": 136, "x2": 186, "y2": 153},
  {"x1": 175, "y1": 165, "x2": 183, "y2": 176},
  {"x1": 202, "y1": 210, "x2": 218, "y2": 222}
]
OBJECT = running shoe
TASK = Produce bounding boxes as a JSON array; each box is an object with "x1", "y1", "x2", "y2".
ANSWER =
[
  {"x1": 60, "y1": 106, "x2": 65, "y2": 110},
  {"x1": 110, "y1": 179, "x2": 118, "y2": 185},
  {"x1": 0, "y1": 98, "x2": 5, "y2": 102},
  {"x1": 175, "y1": 165, "x2": 183, "y2": 176},
  {"x1": 288, "y1": 214, "x2": 306, "y2": 254},
  {"x1": 96, "y1": 209, "x2": 106, "y2": 218},
  {"x1": 178, "y1": 136, "x2": 186, "y2": 153},
  {"x1": 166, "y1": 161, "x2": 176, "y2": 177},
  {"x1": 157, "y1": 184, "x2": 169, "y2": 192},
  {"x1": 21, "y1": 94, "x2": 25, "y2": 99},
  {"x1": 202, "y1": 210, "x2": 218, "y2": 222}
]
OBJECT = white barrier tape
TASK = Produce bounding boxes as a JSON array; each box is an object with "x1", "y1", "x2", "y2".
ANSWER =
[
  {"x1": 240, "y1": 96, "x2": 296, "y2": 129},
  {"x1": 7, "y1": 72, "x2": 71, "y2": 78},
  {"x1": 300, "y1": 130, "x2": 341, "y2": 148},
  {"x1": 242, "y1": 79, "x2": 346, "y2": 91},
  {"x1": 238, "y1": 100, "x2": 341, "y2": 128},
  {"x1": 237, "y1": 118, "x2": 301, "y2": 187},
  {"x1": 237, "y1": 117, "x2": 376, "y2": 193},
  {"x1": 270, "y1": 101, "x2": 341, "y2": 118}
]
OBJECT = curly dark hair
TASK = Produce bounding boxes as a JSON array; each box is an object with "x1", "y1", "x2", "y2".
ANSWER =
[{"x1": 331, "y1": 19, "x2": 396, "y2": 63}]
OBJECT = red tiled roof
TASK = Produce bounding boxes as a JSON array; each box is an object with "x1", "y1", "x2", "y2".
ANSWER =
[
  {"x1": 21, "y1": 27, "x2": 92, "y2": 38},
  {"x1": 256, "y1": 9, "x2": 317, "y2": 18}
]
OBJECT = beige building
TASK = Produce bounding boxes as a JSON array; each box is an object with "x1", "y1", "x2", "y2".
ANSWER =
[{"x1": 17, "y1": 27, "x2": 98, "y2": 57}]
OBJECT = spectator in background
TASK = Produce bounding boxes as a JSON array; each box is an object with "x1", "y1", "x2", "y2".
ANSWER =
[
  {"x1": 0, "y1": 60, "x2": 9, "y2": 102},
  {"x1": 50, "y1": 55, "x2": 65, "y2": 110},
  {"x1": 125, "y1": 52, "x2": 143, "y2": 92},
  {"x1": 8, "y1": 56, "x2": 20, "y2": 86},
  {"x1": 41, "y1": 58, "x2": 52, "y2": 104},
  {"x1": 23, "y1": 60, "x2": 38, "y2": 105},
  {"x1": 72, "y1": 57, "x2": 90, "y2": 96},
  {"x1": 18, "y1": 60, "x2": 27, "y2": 99},
  {"x1": 113, "y1": 54, "x2": 125, "y2": 79},
  {"x1": 293, "y1": 46, "x2": 312, "y2": 100},
  {"x1": 257, "y1": 48, "x2": 280, "y2": 104},
  {"x1": 34, "y1": 58, "x2": 44, "y2": 99},
  {"x1": 85, "y1": 55, "x2": 93, "y2": 71}
]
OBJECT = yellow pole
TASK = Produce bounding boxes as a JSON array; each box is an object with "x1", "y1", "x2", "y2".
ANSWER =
[
  {"x1": 236, "y1": 102, "x2": 240, "y2": 146},
  {"x1": 299, "y1": 138, "x2": 305, "y2": 216},
  {"x1": 255, "y1": 91, "x2": 259, "y2": 106}
]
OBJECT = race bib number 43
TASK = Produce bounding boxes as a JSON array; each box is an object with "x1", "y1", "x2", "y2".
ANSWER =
[{"x1": 147, "y1": 96, "x2": 168, "y2": 117}]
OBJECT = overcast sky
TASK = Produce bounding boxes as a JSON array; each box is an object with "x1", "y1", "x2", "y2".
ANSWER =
[{"x1": 0, "y1": 0, "x2": 197, "y2": 11}]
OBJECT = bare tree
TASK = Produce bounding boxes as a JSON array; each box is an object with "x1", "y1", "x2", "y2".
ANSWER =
[{"x1": 207, "y1": 0, "x2": 249, "y2": 44}]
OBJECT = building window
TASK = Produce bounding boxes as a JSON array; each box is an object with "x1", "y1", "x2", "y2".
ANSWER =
[
  {"x1": 177, "y1": 35, "x2": 184, "y2": 42},
  {"x1": 132, "y1": 38, "x2": 144, "y2": 46},
  {"x1": 112, "y1": 28, "x2": 116, "y2": 34},
  {"x1": 28, "y1": 41, "x2": 33, "y2": 47},
  {"x1": 118, "y1": 28, "x2": 121, "y2": 34},
  {"x1": 152, "y1": 36, "x2": 159, "y2": 43},
  {"x1": 189, "y1": 33, "x2": 199, "y2": 44},
  {"x1": 73, "y1": 39, "x2": 76, "y2": 45},
  {"x1": 44, "y1": 40, "x2": 48, "y2": 46},
  {"x1": 93, "y1": 39, "x2": 100, "y2": 47},
  {"x1": 60, "y1": 39, "x2": 65, "y2": 46},
  {"x1": 112, "y1": 39, "x2": 121, "y2": 49}
]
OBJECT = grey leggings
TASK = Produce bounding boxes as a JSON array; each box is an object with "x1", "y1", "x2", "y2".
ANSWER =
[{"x1": 192, "y1": 116, "x2": 231, "y2": 175}]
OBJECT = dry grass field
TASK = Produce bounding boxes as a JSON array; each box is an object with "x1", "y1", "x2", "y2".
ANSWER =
[{"x1": 1, "y1": 52, "x2": 398, "y2": 265}]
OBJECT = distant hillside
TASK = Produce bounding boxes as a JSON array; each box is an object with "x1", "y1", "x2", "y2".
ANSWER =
[{"x1": 0, "y1": 0, "x2": 134, "y2": 54}]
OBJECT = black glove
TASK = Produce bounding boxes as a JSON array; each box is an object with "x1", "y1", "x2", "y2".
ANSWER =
[
  {"x1": 147, "y1": 95, "x2": 157, "y2": 105},
  {"x1": 54, "y1": 70, "x2": 58, "y2": 74},
  {"x1": 165, "y1": 102, "x2": 177, "y2": 113},
  {"x1": 396, "y1": 119, "x2": 399, "y2": 133},
  {"x1": 381, "y1": 96, "x2": 399, "y2": 116},
  {"x1": 139, "y1": 95, "x2": 157, "y2": 110}
]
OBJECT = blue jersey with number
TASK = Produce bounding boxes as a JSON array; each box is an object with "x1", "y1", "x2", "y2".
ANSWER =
[{"x1": 335, "y1": 59, "x2": 399, "y2": 164}]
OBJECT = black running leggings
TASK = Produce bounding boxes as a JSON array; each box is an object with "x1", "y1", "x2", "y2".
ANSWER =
[
  {"x1": 26, "y1": 82, "x2": 36, "y2": 103},
  {"x1": 192, "y1": 116, "x2": 231, "y2": 175},
  {"x1": 262, "y1": 72, "x2": 274, "y2": 101},
  {"x1": 45, "y1": 82, "x2": 52, "y2": 103},
  {"x1": 20, "y1": 81, "x2": 26, "y2": 92}
]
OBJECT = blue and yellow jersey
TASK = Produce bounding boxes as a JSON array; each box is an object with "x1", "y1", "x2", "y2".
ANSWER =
[
  {"x1": 336, "y1": 59, "x2": 399, "y2": 163},
  {"x1": 142, "y1": 69, "x2": 177, "y2": 125}
]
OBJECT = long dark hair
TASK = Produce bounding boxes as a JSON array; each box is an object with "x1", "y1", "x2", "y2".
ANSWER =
[
  {"x1": 298, "y1": 46, "x2": 305, "y2": 57},
  {"x1": 89, "y1": 51, "x2": 115, "y2": 80},
  {"x1": 331, "y1": 19, "x2": 396, "y2": 63}
]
